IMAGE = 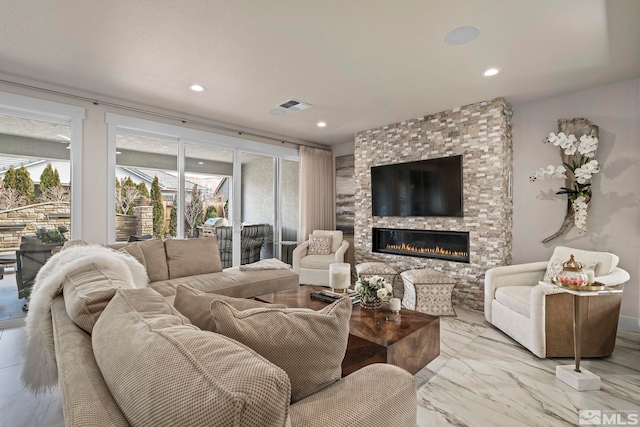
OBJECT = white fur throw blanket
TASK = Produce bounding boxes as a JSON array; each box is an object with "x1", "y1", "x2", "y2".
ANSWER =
[
  {"x1": 238, "y1": 258, "x2": 292, "y2": 271},
  {"x1": 22, "y1": 244, "x2": 148, "y2": 393}
]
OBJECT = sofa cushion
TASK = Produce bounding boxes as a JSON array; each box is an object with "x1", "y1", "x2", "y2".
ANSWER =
[
  {"x1": 307, "y1": 235, "x2": 332, "y2": 255},
  {"x1": 150, "y1": 267, "x2": 299, "y2": 298},
  {"x1": 93, "y1": 288, "x2": 291, "y2": 427},
  {"x1": 118, "y1": 242, "x2": 146, "y2": 269},
  {"x1": 544, "y1": 246, "x2": 619, "y2": 282},
  {"x1": 165, "y1": 237, "x2": 222, "y2": 279},
  {"x1": 173, "y1": 284, "x2": 287, "y2": 332},
  {"x1": 63, "y1": 263, "x2": 134, "y2": 333},
  {"x1": 495, "y1": 286, "x2": 532, "y2": 318},
  {"x1": 137, "y1": 239, "x2": 170, "y2": 282},
  {"x1": 212, "y1": 297, "x2": 352, "y2": 403},
  {"x1": 299, "y1": 254, "x2": 335, "y2": 270},
  {"x1": 312, "y1": 230, "x2": 343, "y2": 254}
]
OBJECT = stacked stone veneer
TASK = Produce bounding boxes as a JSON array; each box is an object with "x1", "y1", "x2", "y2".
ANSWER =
[
  {"x1": 0, "y1": 202, "x2": 70, "y2": 249},
  {"x1": 115, "y1": 206, "x2": 153, "y2": 242},
  {"x1": 354, "y1": 98, "x2": 513, "y2": 310}
]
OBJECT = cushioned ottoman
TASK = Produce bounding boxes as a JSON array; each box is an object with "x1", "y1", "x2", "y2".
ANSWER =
[
  {"x1": 400, "y1": 269, "x2": 456, "y2": 316},
  {"x1": 355, "y1": 262, "x2": 402, "y2": 299}
]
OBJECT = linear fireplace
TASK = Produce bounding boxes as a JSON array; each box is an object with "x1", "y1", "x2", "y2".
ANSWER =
[{"x1": 372, "y1": 228, "x2": 470, "y2": 263}]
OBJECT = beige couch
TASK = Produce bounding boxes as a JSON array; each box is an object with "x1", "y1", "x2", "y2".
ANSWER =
[
  {"x1": 49, "y1": 238, "x2": 418, "y2": 426},
  {"x1": 110, "y1": 237, "x2": 299, "y2": 303}
]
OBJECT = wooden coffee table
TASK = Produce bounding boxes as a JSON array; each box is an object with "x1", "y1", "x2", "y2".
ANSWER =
[{"x1": 255, "y1": 285, "x2": 440, "y2": 375}]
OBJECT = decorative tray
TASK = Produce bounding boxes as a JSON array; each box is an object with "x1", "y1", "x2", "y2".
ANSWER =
[{"x1": 552, "y1": 279, "x2": 606, "y2": 291}]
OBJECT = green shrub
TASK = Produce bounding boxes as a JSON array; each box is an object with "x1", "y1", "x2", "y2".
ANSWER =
[
  {"x1": 205, "y1": 205, "x2": 218, "y2": 220},
  {"x1": 169, "y1": 205, "x2": 177, "y2": 237},
  {"x1": 150, "y1": 176, "x2": 164, "y2": 238},
  {"x1": 15, "y1": 166, "x2": 35, "y2": 204},
  {"x1": 39, "y1": 164, "x2": 61, "y2": 192},
  {"x1": 136, "y1": 182, "x2": 150, "y2": 198},
  {"x1": 35, "y1": 225, "x2": 69, "y2": 244}
]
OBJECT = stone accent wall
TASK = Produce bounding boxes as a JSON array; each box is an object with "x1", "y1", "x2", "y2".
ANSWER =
[
  {"x1": 0, "y1": 202, "x2": 71, "y2": 249},
  {"x1": 115, "y1": 214, "x2": 136, "y2": 242},
  {"x1": 354, "y1": 98, "x2": 513, "y2": 310}
]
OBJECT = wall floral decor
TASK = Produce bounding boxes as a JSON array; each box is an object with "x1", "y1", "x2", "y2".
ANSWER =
[{"x1": 530, "y1": 118, "x2": 600, "y2": 243}]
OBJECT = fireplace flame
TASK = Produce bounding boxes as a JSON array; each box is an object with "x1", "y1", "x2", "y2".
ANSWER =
[{"x1": 385, "y1": 243, "x2": 468, "y2": 258}]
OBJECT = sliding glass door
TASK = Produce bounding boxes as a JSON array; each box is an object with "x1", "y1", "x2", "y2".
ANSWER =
[
  {"x1": 0, "y1": 91, "x2": 84, "y2": 324},
  {"x1": 114, "y1": 133, "x2": 178, "y2": 241},
  {"x1": 107, "y1": 113, "x2": 298, "y2": 267},
  {"x1": 240, "y1": 153, "x2": 276, "y2": 263}
]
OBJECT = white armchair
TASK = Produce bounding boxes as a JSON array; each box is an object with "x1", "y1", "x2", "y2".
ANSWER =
[
  {"x1": 292, "y1": 230, "x2": 349, "y2": 286},
  {"x1": 485, "y1": 246, "x2": 630, "y2": 358}
]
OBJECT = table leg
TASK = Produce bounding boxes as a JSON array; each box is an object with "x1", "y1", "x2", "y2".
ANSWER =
[{"x1": 572, "y1": 294, "x2": 583, "y2": 373}]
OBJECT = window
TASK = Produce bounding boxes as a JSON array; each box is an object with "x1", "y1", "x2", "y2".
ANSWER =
[{"x1": 106, "y1": 113, "x2": 298, "y2": 267}]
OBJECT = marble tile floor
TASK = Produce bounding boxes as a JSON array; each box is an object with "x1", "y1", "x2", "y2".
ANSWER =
[
  {"x1": 414, "y1": 308, "x2": 640, "y2": 427},
  {"x1": 0, "y1": 307, "x2": 638, "y2": 427}
]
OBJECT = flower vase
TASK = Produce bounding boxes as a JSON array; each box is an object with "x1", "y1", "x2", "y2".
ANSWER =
[{"x1": 361, "y1": 297, "x2": 382, "y2": 311}]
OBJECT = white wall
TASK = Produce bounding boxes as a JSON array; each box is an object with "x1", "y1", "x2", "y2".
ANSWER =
[{"x1": 512, "y1": 78, "x2": 640, "y2": 323}]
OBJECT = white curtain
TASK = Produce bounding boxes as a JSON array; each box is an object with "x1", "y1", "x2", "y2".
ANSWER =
[{"x1": 298, "y1": 146, "x2": 335, "y2": 242}]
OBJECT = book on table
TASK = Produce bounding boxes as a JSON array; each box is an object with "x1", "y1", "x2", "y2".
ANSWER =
[{"x1": 310, "y1": 290, "x2": 361, "y2": 305}]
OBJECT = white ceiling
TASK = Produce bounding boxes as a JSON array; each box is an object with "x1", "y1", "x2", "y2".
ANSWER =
[{"x1": 0, "y1": 0, "x2": 638, "y2": 147}]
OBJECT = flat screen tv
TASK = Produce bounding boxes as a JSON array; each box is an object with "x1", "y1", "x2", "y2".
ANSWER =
[{"x1": 371, "y1": 155, "x2": 463, "y2": 217}]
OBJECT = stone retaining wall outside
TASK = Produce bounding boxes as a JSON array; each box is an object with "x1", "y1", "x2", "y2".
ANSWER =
[{"x1": 0, "y1": 202, "x2": 71, "y2": 249}]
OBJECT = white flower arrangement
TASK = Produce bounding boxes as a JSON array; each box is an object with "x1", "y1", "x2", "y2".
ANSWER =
[
  {"x1": 530, "y1": 131, "x2": 601, "y2": 233},
  {"x1": 353, "y1": 275, "x2": 393, "y2": 302}
]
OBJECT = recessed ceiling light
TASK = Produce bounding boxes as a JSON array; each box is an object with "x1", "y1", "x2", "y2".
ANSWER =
[
  {"x1": 269, "y1": 109, "x2": 286, "y2": 116},
  {"x1": 445, "y1": 26, "x2": 481, "y2": 45},
  {"x1": 188, "y1": 84, "x2": 205, "y2": 92},
  {"x1": 56, "y1": 134, "x2": 71, "y2": 141},
  {"x1": 316, "y1": 121, "x2": 327, "y2": 128},
  {"x1": 198, "y1": 161, "x2": 204, "y2": 165},
  {"x1": 483, "y1": 68, "x2": 501, "y2": 77},
  {"x1": 116, "y1": 151, "x2": 122, "y2": 154}
]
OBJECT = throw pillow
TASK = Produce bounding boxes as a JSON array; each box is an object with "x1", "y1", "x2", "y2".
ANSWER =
[
  {"x1": 307, "y1": 234, "x2": 332, "y2": 255},
  {"x1": 212, "y1": 297, "x2": 352, "y2": 403},
  {"x1": 92, "y1": 288, "x2": 291, "y2": 427},
  {"x1": 312, "y1": 230, "x2": 343, "y2": 253},
  {"x1": 164, "y1": 237, "x2": 222, "y2": 279},
  {"x1": 136, "y1": 239, "x2": 170, "y2": 282},
  {"x1": 173, "y1": 284, "x2": 287, "y2": 332},
  {"x1": 118, "y1": 242, "x2": 146, "y2": 270},
  {"x1": 63, "y1": 262, "x2": 134, "y2": 333}
]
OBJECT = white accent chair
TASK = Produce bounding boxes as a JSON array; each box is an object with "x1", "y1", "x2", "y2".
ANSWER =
[
  {"x1": 292, "y1": 230, "x2": 349, "y2": 286},
  {"x1": 484, "y1": 246, "x2": 629, "y2": 358}
]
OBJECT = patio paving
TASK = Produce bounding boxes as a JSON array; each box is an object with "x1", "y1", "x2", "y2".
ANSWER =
[{"x1": 0, "y1": 268, "x2": 27, "y2": 321}]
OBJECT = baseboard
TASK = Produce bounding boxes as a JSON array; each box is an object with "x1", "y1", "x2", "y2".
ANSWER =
[
  {"x1": 618, "y1": 315, "x2": 640, "y2": 333},
  {"x1": 0, "y1": 317, "x2": 26, "y2": 329}
]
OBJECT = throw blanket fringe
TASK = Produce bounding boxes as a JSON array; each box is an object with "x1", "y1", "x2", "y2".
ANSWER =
[{"x1": 21, "y1": 244, "x2": 148, "y2": 393}]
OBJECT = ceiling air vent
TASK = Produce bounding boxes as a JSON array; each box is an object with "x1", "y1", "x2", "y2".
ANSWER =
[{"x1": 278, "y1": 99, "x2": 312, "y2": 112}]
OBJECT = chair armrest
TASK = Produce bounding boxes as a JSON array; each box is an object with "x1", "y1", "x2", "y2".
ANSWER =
[
  {"x1": 292, "y1": 241, "x2": 309, "y2": 273},
  {"x1": 334, "y1": 240, "x2": 349, "y2": 263},
  {"x1": 289, "y1": 364, "x2": 417, "y2": 427},
  {"x1": 484, "y1": 261, "x2": 548, "y2": 323},
  {"x1": 596, "y1": 267, "x2": 630, "y2": 287}
]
